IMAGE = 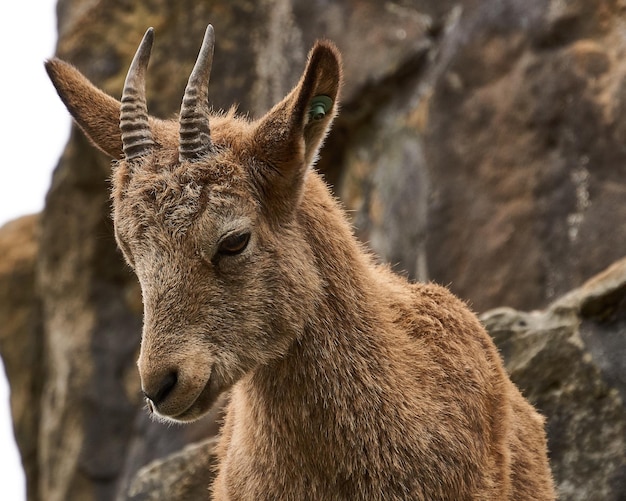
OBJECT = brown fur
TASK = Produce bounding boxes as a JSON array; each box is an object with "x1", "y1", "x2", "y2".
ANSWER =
[{"x1": 46, "y1": 30, "x2": 555, "y2": 500}]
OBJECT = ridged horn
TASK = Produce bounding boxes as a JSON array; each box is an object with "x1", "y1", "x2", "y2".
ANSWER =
[
  {"x1": 179, "y1": 25, "x2": 215, "y2": 162},
  {"x1": 120, "y1": 28, "x2": 155, "y2": 161}
]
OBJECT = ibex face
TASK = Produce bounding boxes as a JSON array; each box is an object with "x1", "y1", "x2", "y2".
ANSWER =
[{"x1": 46, "y1": 26, "x2": 341, "y2": 422}]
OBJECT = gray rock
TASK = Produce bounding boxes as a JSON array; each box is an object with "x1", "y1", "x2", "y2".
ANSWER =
[
  {"x1": 122, "y1": 437, "x2": 219, "y2": 501},
  {"x1": 482, "y1": 258, "x2": 626, "y2": 501}
]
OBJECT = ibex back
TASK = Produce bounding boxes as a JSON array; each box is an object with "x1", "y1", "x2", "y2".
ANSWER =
[{"x1": 46, "y1": 25, "x2": 556, "y2": 500}]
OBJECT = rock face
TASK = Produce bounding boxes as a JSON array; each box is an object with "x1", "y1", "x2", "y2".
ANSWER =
[
  {"x1": 0, "y1": 215, "x2": 43, "y2": 500},
  {"x1": 336, "y1": 0, "x2": 626, "y2": 313},
  {"x1": 0, "y1": 0, "x2": 625, "y2": 500}
]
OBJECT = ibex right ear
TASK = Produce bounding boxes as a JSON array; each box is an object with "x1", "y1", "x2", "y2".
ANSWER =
[
  {"x1": 45, "y1": 59, "x2": 125, "y2": 159},
  {"x1": 251, "y1": 41, "x2": 342, "y2": 219}
]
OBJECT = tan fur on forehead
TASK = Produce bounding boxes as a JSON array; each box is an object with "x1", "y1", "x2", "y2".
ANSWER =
[
  {"x1": 112, "y1": 111, "x2": 256, "y2": 200},
  {"x1": 111, "y1": 112, "x2": 260, "y2": 240}
]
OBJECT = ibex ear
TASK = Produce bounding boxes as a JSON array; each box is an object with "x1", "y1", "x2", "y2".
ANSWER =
[
  {"x1": 252, "y1": 41, "x2": 342, "y2": 216},
  {"x1": 45, "y1": 58, "x2": 172, "y2": 160},
  {"x1": 45, "y1": 58, "x2": 125, "y2": 159}
]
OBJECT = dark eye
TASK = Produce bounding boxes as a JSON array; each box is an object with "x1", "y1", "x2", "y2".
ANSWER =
[{"x1": 217, "y1": 231, "x2": 251, "y2": 256}]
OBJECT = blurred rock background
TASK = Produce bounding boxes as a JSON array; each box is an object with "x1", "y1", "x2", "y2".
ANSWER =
[{"x1": 0, "y1": 0, "x2": 624, "y2": 499}]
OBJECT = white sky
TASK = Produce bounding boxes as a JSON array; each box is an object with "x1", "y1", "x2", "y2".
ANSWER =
[{"x1": 0, "y1": 2, "x2": 70, "y2": 499}]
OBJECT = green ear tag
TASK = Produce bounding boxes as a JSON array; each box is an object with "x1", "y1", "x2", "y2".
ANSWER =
[{"x1": 309, "y1": 95, "x2": 333, "y2": 121}]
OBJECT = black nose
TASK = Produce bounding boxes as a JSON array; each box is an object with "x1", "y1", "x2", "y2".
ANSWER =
[{"x1": 143, "y1": 371, "x2": 178, "y2": 406}]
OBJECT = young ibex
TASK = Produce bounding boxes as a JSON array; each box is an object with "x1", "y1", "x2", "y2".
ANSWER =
[{"x1": 46, "y1": 25, "x2": 555, "y2": 500}]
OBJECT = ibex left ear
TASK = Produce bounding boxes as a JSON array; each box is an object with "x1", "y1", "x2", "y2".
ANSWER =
[
  {"x1": 252, "y1": 41, "x2": 342, "y2": 216},
  {"x1": 45, "y1": 49, "x2": 174, "y2": 161},
  {"x1": 45, "y1": 58, "x2": 126, "y2": 159}
]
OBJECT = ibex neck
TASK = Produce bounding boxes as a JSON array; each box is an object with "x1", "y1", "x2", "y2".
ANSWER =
[
  {"x1": 250, "y1": 169, "x2": 398, "y2": 407},
  {"x1": 298, "y1": 171, "x2": 384, "y2": 329},
  {"x1": 227, "y1": 172, "x2": 414, "y2": 493}
]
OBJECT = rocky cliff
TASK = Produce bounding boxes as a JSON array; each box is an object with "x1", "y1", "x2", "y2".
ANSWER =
[{"x1": 0, "y1": 0, "x2": 624, "y2": 500}]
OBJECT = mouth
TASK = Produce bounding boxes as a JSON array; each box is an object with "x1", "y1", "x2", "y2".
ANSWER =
[{"x1": 148, "y1": 371, "x2": 224, "y2": 423}]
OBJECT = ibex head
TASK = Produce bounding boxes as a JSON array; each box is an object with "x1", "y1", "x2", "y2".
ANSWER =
[{"x1": 46, "y1": 25, "x2": 342, "y2": 422}]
